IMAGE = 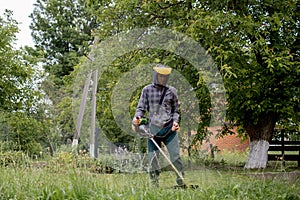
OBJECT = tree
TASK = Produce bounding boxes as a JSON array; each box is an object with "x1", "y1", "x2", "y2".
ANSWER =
[
  {"x1": 88, "y1": 0, "x2": 299, "y2": 168},
  {"x1": 30, "y1": 0, "x2": 97, "y2": 86},
  {"x1": 0, "y1": 10, "x2": 50, "y2": 155},
  {"x1": 191, "y1": 0, "x2": 299, "y2": 168},
  {"x1": 29, "y1": 0, "x2": 99, "y2": 149},
  {"x1": 0, "y1": 10, "x2": 37, "y2": 111}
]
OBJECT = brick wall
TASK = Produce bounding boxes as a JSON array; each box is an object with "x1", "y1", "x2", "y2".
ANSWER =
[{"x1": 201, "y1": 126, "x2": 249, "y2": 153}]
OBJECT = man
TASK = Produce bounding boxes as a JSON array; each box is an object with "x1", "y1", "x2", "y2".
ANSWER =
[{"x1": 132, "y1": 64, "x2": 184, "y2": 187}]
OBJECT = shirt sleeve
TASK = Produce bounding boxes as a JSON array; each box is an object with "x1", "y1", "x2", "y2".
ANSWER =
[
  {"x1": 135, "y1": 87, "x2": 148, "y2": 118},
  {"x1": 171, "y1": 87, "x2": 180, "y2": 123}
]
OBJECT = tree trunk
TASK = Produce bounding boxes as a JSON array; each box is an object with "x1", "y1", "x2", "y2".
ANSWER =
[
  {"x1": 244, "y1": 140, "x2": 269, "y2": 169},
  {"x1": 243, "y1": 112, "x2": 277, "y2": 169}
]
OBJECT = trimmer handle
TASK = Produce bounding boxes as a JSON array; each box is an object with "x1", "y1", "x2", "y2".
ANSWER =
[{"x1": 138, "y1": 124, "x2": 152, "y2": 137}]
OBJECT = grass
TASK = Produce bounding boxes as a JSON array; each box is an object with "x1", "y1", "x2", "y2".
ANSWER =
[
  {"x1": 0, "y1": 164, "x2": 299, "y2": 199},
  {"x1": 0, "y1": 150, "x2": 299, "y2": 199}
]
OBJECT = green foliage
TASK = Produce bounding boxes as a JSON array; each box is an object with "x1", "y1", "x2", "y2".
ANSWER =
[
  {"x1": 184, "y1": 1, "x2": 299, "y2": 138},
  {"x1": 91, "y1": 0, "x2": 299, "y2": 142},
  {"x1": 55, "y1": 96, "x2": 75, "y2": 141},
  {"x1": 0, "y1": 10, "x2": 51, "y2": 157},
  {"x1": 0, "y1": 112, "x2": 47, "y2": 156},
  {"x1": 0, "y1": 10, "x2": 38, "y2": 112},
  {"x1": 29, "y1": 1, "x2": 98, "y2": 142},
  {"x1": 30, "y1": 0, "x2": 97, "y2": 82},
  {"x1": 28, "y1": 0, "x2": 101, "y2": 155},
  {"x1": 0, "y1": 150, "x2": 29, "y2": 167}
]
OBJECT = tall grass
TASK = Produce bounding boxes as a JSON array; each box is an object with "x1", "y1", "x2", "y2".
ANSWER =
[
  {"x1": 0, "y1": 164, "x2": 299, "y2": 200},
  {"x1": 0, "y1": 150, "x2": 299, "y2": 199}
]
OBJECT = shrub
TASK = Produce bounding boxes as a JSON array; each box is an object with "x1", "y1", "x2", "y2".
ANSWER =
[{"x1": 0, "y1": 150, "x2": 30, "y2": 167}]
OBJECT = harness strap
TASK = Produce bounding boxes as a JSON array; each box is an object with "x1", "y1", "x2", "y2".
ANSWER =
[{"x1": 155, "y1": 86, "x2": 168, "y2": 114}]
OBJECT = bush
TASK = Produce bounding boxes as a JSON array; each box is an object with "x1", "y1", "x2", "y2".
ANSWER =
[
  {"x1": 24, "y1": 141, "x2": 43, "y2": 158},
  {"x1": 0, "y1": 150, "x2": 30, "y2": 167}
]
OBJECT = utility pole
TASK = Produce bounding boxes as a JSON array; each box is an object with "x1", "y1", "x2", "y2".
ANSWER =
[
  {"x1": 72, "y1": 34, "x2": 99, "y2": 158},
  {"x1": 72, "y1": 72, "x2": 92, "y2": 147},
  {"x1": 90, "y1": 69, "x2": 98, "y2": 158}
]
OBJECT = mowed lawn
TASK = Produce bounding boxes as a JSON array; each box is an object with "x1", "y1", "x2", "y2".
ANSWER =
[{"x1": 0, "y1": 165, "x2": 299, "y2": 200}]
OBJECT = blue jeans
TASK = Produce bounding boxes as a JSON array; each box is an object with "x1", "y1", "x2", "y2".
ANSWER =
[{"x1": 148, "y1": 124, "x2": 184, "y2": 186}]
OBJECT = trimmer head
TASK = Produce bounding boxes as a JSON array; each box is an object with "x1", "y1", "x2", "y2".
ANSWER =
[{"x1": 173, "y1": 184, "x2": 199, "y2": 189}]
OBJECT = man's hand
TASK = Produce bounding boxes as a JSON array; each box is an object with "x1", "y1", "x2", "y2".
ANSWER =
[
  {"x1": 133, "y1": 116, "x2": 140, "y2": 126},
  {"x1": 131, "y1": 116, "x2": 141, "y2": 132},
  {"x1": 172, "y1": 121, "x2": 180, "y2": 132}
]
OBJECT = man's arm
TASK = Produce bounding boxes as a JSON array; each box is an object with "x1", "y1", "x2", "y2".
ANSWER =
[
  {"x1": 135, "y1": 87, "x2": 148, "y2": 118},
  {"x1": 171, "y1": 87, "x2": 180, "y2": 131},
  {"x1": 132, "y1": 87, "x2": 148, "y2": 132}
]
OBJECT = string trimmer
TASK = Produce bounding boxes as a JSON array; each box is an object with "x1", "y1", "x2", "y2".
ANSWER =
[{"x1": 137, "y1": 118, "x2": 199, "y2": 189}]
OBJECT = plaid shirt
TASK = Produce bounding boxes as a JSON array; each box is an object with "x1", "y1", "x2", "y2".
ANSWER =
[{"x1": 135, "y1": 84, "x2": 179, "y2": 126}]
